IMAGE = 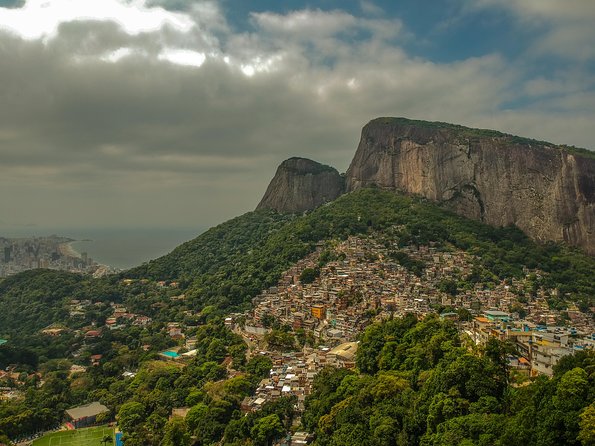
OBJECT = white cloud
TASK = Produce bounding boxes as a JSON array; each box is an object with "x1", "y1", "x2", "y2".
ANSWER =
[
  {"x1": 534, "y1": 23, "x2": 595, "y2": 60},
  {"x1": 251, "y1": 9, "x2": 357, "y2": 39},
  {"x1": 360, "y1": 1, "x2": 384, "y2": 16},
  {"x1": 101, "y1": 47, "x2": 136, "y2": 62},
  {"x1": 251, "y1": 8, "x2": 403, "y2": 43},
  {"x1": 473, "y1": 0, "x2": 595, "y2": 22},
  {"x1": 0, "y1": 0, "x2": 195, "y2": 41},
  {"x1": 470, "y1": 0, "x2": 595, "y2": 61},
  {"x1": 523, "y1": 72, "x2": 594, "y2": 99},
  {"x1": 158, "y1": 48, "x2": 206, "y2": 67}
]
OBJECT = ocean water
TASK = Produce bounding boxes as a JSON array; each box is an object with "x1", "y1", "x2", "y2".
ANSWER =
[
  {"x1": 0, "y1": 227, "x2": 205, "y2": 270},
  {"x1": 71, "y1": 227, "x2": 205, "y2": 269}
]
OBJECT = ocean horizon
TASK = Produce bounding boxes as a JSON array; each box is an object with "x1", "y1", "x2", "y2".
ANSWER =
[{"x1": 0, "y1": 226, "x2": 205, "y2": 270}]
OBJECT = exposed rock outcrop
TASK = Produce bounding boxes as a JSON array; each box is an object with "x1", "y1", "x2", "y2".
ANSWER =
[
  {"x1": 346, "y1": 118, "x2": 595, "y2": 254},
  {"x1": 256, "y1": 157, "x2": 345, "y2": 213}
]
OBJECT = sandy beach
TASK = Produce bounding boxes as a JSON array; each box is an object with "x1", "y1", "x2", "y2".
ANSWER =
[{"x1": 58, "y1": 241, "x2": 82, "y2": 259}]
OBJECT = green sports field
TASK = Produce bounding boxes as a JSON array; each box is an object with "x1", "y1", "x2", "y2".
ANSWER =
[{"x1": 32, "y1": 426, "x2": 114, "y2": 446}]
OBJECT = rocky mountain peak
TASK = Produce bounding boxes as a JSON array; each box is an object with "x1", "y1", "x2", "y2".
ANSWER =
[
  {"x1": 346, "y1": 117, "x2": 595, "y2": 254},
  {"x1": 256, "y1": 118, "x2": 594, "y2": 254},
  {"x1": 256, "y1": 157, "x2": 345, "y2": 213}
]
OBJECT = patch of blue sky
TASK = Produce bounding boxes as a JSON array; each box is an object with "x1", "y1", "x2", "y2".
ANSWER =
[
  {"x1": 0, "y1": 0, "x2": 22, "y2": 7},
  {"x1": 224, "y1": 0, "x2": 527, "y2": 64}
]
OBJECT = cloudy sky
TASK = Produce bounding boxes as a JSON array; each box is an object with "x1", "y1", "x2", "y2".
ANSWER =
[{"x1": 1, "y1": 0, "x2": 594, "y2": 231}]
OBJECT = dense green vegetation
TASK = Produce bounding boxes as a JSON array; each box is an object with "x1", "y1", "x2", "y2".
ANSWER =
[
  {"x1": 125, "y1": 188, "x2": 594, "y2": 313},
  {"x1": 2, "y1": 189, "x2": 593, "y2": 341},
  {"x1": 108, "y1": 320, "x2": 263, "y2": 446},
  {"x1": 0, "y1": 318, "x2": 292, "y2": 445},
  {"x1": 18, "y1": 312, "x2": 594, "y2": 446},
  {"x1": 125, "y1": 210, "x2": 298, "y2": 310},
  {"x1": 0, "y1": 270, "x2": 84, "y2": 337},
  {"x1": 0, "y1": 271, "x2": 187, "y2": 367},
  {"x1": 1, "y1": 188, "x2": 594, "y2": 443},
  {"x1": 375, "y1": 117, "x2": 512, "y2": 140},
  {"x1": 1, "y1": 189, "x2": 593, "y2": 368},
  {"x1": 303, "y1": 315, "x2": 595, "y2": 446}
]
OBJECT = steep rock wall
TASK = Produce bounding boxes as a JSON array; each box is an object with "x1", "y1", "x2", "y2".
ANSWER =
[
  {"x1": 257, "y1": 157, "x2": 345, "y2": 213},
  {"x1": 346, "y1": 118, "x2": 595, "y2": 254}
]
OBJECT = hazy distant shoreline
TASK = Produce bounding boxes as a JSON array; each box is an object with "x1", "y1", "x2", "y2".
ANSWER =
[
  {"x1": 3, "y1": 227, "x2": 203, "y2": 270},
  {"x1": 58, "y1": 241, "x2": 82, "y2": 259}
]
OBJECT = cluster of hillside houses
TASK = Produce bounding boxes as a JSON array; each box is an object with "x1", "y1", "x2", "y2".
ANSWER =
[
  {"x1": 240, "y1": 342, "x2": 357, "y2": 414},
  {"x1": 238, "y1": 235, "x2": 594, "y2": 379}
]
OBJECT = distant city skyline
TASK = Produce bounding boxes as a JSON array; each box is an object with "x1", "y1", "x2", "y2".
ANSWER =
[{"x1": 0, "y1": 0, "x2": 594, "y2": 229}]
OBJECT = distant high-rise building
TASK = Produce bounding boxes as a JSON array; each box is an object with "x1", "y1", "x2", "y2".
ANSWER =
[{"x1": 3, "y1": 247, "x2": 11, "y2": 263}]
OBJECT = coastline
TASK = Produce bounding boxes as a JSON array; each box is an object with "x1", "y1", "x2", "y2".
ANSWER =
[
  {"x1": 59, "y1": 240, "x2": 116, "y2": 276},
  {"x1": 2, "y1": 229, "x2": 199, "y2": 275},
  {"x1": 58, "y1": 241, "x2": 82, "y2": 259},
  {"x1": 56, "y1": 228, "x2": 201, "y2": 270}
]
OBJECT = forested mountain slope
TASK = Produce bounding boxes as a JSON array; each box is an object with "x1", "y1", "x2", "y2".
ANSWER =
[
  {"x1": 127, "y1": 188, "x2": 594, "y2": 312},
  {"x1": 0, "y1": 188, "x2": 594, "y2": 444},
  {"x1": 2, "y1": 188, "x2": 593, "y2": 338},
  {"x1": 304, "y1": 315, "x2": 595, "y2": 446}
]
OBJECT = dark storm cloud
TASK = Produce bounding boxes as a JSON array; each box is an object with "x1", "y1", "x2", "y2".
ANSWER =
[
  {"x1": 0, "y1": 32, "x2": 347, "y2": 167},
  {"x1": 0, "y1": 0, "x2": 593, "y2": 228}
]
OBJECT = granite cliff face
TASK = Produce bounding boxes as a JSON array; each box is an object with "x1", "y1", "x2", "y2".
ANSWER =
[
  {"x1": 256, "y1": 157, "x2": 345, "y2": 213},
  {"x1": 346, "y1": 118, "x2": 595, "y2": 254}
]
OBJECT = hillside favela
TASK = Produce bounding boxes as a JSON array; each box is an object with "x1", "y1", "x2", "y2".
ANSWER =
[{"x1": 0, "y1": 2, "x2": 594, "y2": 446}]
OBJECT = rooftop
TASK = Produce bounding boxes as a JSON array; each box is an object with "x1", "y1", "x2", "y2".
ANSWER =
[
  {"x1": 329, "y1": 342, "x2": 358, "y2": 361},
  {"x1": 485, "y1": 310, "x2": 509, "y2": 317},
  {"x1": 65, "y1": 401, "x2": 109, "y2": 420}
]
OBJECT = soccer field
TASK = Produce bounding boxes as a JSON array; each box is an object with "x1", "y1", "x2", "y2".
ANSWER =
[{"x1": 32, "y1": 426, "x2": 114, "y2": 446}]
